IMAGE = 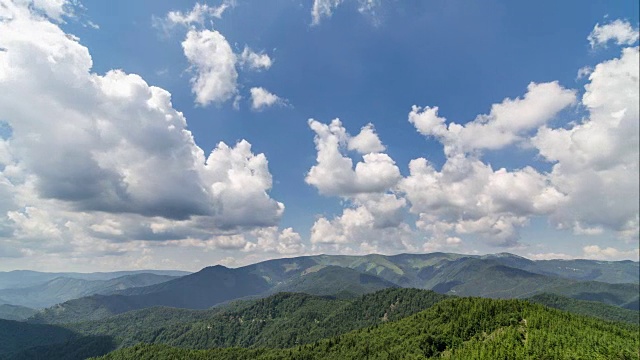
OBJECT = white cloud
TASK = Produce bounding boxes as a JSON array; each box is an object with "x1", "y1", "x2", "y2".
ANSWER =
[
  {"x1": 576, "y1": 66, "x2": 592, "y2": 80},
  {"x1": 400, "y1": 155, "x2": 562, "y2": 246},
  {"x1": 156, "y1": 2, "x2": 232, "y2": 30},
  {"x1": 306, "y1": 119, "x2": 401, "y2": 196},
  {"x1": 240, "y1": 46, "x2": 272, "y2": 71},
  {"x1": 526, "y1": 252, "x2": 572, "y2": 260},
  {"x1": 182, "y1": 29, "x2": 238, "y2": 106},
  {"x1": 249, "y1": 87, "x2": 284, "y2": 110},
  {"x1": 532, "y1": 46, "x2": 639, "y2": 239},
  {"x1": 403, "y1": 34, "x2": 639, "y2": 247},
  {"x1": 348, "y1": 123, "x2": 386, "y2": 154},
  {"x1": 311, "y1": 0, "x2": 344, "y2": 26},
  {"x1": 582, "y1": 245, "x2": 639, "y2": 261},
  {"x1": 31, "y1": 0, "x2": 71, "y2": 22},
  {"x1": 311, "y1": 0, "x2": 381, "y2": 26},
  {"x1": 310, "y1": 193, "x2": 414, "y2": 254},
  {"x1": 588, "y1": 19, "x2": 639, "y2": 48},
  {"x1": 0, "y1": 1, "x2": 288, "y2": 265},
  {"x1": 409, "y1": 82, "x2": 576, "y2": 155},
  {"x1": 250, "y1": 227, "x2": 306, "y2": 255}
]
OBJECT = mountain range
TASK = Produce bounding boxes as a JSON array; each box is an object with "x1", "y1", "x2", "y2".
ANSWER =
[
  {"x1": 25, "y1": 252, "x2": 639, "y2": 324},
  {"x1": 0, "y1": 252, "x2": 637, "y2": 359}
]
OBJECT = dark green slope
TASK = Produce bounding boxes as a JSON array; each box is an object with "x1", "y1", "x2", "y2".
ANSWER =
[
  {"x1": 0, "y1": 288, "x2": 447, "y2": 359},
  {"x1": 73, "y1": 288, "x2": 446, "y2": 350},
  {"x1": 0, "y1": 304, "x2": 37, "y2": 321},
  {"x1": 95, "y1": 297, "x2": 640, "y2": 360},
  {"x1": 30, "y1": 265, "x2": 271, "y2": 324},
  {"x1": 0, "y1": 320, "x2": 113, "y2": 359},
  {"x1": 528, "y1": 293, "x2": 640, "y2": 324}
]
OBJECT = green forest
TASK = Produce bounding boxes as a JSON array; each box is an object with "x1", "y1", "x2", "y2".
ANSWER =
[
  {"x1": 3, "y1": 288, "x2": 637, "y2": 359},
  {"x1": 94, "y1": 297, "x2": 640, "y2": 360}
]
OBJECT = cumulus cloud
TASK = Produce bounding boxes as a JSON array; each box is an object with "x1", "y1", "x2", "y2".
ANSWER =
[
  {"x1": 306, "y1": 119, "x2": 401, "y2": 196},
  {"x1": 347, "y1": 123, "x2": 386, "y2": 154},
  {"x1": 533, "y1": 46, "x2": 639, "y2": 239},
  {"x1": 400, "y1": 155, "x2": 563, "y2": 246},
  {"x1": 182, "y1": 29, "x2": 238, "y2": 106},
  {"x1": 404, "y1": 32, "x2": 639, "y2": 247},
  {"x1": 310, "y1": 193, "x2": 414, "y2": 253},
  {"x1": 588, "y1": 19, "x2": 639, "y2": 48},
  {"x1": 31, "y1": 0, "x2": 71, "y2": 22},
  {"x1": 240, "y1": 46, "x2": 272, "y2": 71},
  {"x1": 582, "y1": 245, "x2": 639, "y2": 261},
  {"x1": 0, "y1": 0, "x2": 290, "y2": 264},
  {"x1": 157, "y1": 4, "x2": 280, "y2": 109},
  {"x1": 249, "y1": 87, "x2": 284, "y2": 110},
  {"x1": 409, "y1": 82, "x2": 576, "y2": 155}
]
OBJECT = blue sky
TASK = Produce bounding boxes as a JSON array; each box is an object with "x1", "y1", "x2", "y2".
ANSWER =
[{"x1": 0, "y1": 0, "x2": 638, "y2": 271}]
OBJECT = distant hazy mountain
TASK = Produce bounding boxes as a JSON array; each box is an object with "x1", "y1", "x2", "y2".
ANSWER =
[
  {"x1": 27, "y1": 253, "x2": 639, "y2": 324},
  {"x1": 30, "y1": 265, "x2": 273, "y2": 323},
  {"x1": 0, "y1": 304, "x2": 37, "y2": 321},
  {"x1": 0, "y1": 273, "x2": 181, "y2": 309},
  {"x1": 0, "y1": 270, "x2": 190, "y2": 290}
]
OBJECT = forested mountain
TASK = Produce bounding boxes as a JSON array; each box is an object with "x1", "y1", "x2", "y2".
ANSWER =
[
  {"x1": 269, "y1": 266, "x2": 398, "y2": 298},
  {"x1": 0, "y1": 274, "x2": 178, "y2": 309},
  {"x1": 1, "y1": 288, "x2": 446, "y2": 358},
  {"x1": 94, "y1": 297, "x2": 639, "y2": 360},
  {"x1": 3, "y1": 287, "x2": 639, "y2": 359},
  {"x1": 528, "y1": 293, "x2": 639, "y2": 324},
  {"x1": 0, "y1": 270, "x2": 190, "y2": 290}
]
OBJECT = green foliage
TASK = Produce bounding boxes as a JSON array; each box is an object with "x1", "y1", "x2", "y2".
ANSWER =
[
  {"x1": 95, "y1": 297, "x2": 640, "y2": 360},
  {"x1": 529, "y1": 293, "x2": 640, "y2": 325},
  {"x1": 73, "y1": 288, "x2": 447, "y2": 350}
]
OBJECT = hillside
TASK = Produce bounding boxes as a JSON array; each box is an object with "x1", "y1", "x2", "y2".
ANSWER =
[
  {"x1": 269, "y1": 265, "x2": 397, "y2": 298},
  {"x1": 0, "y1": 273, "x2": 178, "y2": 309},
  {"x1": 94, "y1": 297, "x2": 640, "y2": 360},
  {"x1": 74, "y1": 288, "x2": 447, "y2": 350},
  {"x1": 528, "y1": 293, "x2": 640, "y2": 324}
]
